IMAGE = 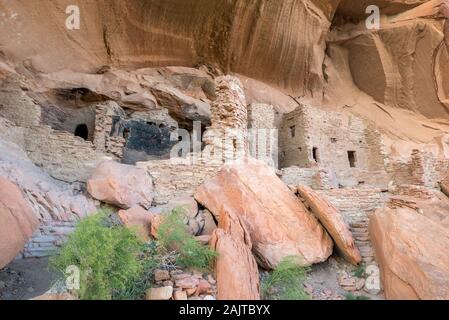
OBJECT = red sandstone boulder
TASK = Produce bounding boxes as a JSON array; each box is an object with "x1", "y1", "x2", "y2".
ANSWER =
[
  {"x1": 0, "y1": 177, "x2": 39, "y2": 269},
  {"x1": 87, "y1": 161, "x2": 153, "y2": 209},
  {"x1": 118, "y1": 205, "x2": 154, "y2": 241},
  {"x1": 370, "y1": 207, "x2": 449, "y2": 300},
  {"x1": 149, "y1": 214, "x2": 164, "y2": 239},
  {"x1": 195, "y1": 157, "x2": 332, "y2": 269},
  {"x1": 210, "y1": 210, "x2": 260, "y2": 300},
  {"x1": 297, "y1": 185, "x2": 361, "y2": 265}
]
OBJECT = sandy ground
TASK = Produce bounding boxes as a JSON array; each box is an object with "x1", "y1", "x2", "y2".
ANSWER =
[
  {"x1": 306, "y1": 256, "x2": 384, "y2": 300},
  {"x1": 0, "y1": 258, "x2": 55, "y2": 300},
  {"x1": 0, "y1": 255, "x2": 383, "y2": 300}
]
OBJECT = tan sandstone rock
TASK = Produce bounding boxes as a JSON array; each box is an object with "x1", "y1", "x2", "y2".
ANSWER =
[
  {"x1": 196, "y1": 157, "x2": 333, "y2": 269},
  {"x1": 200, "y1": 209, "x2": 218, "y2": 236},
  {"x1": 154, "y1": 269, "x2": 171, "y2": 282},
  {"x1": 87, "y1": 160, "x2": 153, "y2": 209},
  {"x1": 0, "y1": 177, "x2": 39, "y2": 269},
  {"x1": 149, "y1": 214, "x2": 164, "y2": 239},
  {"x1": 210, "y1": 213, "x2": 260, "y2": 300},
  {"x1": 297, "y1": 185, "x2": 362, "y2": 265},
  {"x1": 118, "y1": 205, "x2": 153, "y2": 241},
  {"x1": 173, "y1": 290, "x2": 188, "y2": 301},
  {"x1": 146, "y1": 286, "x2": 174, "y2": 300},
  {"x1": 370, "y1": 207, "x2": 449, "y2": 300}
]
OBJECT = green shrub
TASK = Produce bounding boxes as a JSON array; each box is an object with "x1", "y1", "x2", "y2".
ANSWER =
[
  {"x1": 50, "y1": 212, "x2": 150, "y2": 300},
  {"x1": 352, "y1": 264, "x2": 366, "y2": 278},
  {"x1": 157, "y1": 208, "x2": 217, "y2": 270},
  {"x1": 117, "y1": 241, "x2": 160, "y2": 299},
  {"x1": 345, "y1": 293, "x2": 370, "y2": 300},
  {"x1": 261, "y1": 256, "x2": 311, "y2": 300}
]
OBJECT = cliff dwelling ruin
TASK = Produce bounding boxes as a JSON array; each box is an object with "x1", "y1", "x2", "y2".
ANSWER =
[{"x1": 1, "y1": 0, "x2": 449, "y2": 302}]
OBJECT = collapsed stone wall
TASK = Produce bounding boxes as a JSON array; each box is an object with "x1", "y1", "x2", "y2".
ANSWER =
[
  {"x1": 387, "y1": 149, "x2": 449, "y2": 188},
  {"x1": 391, "y1": 184, "x2": 436, "y2": 200}
]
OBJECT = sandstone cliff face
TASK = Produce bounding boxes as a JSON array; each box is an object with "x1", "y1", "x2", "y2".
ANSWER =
[
  {"x1": 1, "y1": 0, "x2": 448, "y2": 158},
  {"x1": 336, "y1": 0, "x2": 429, "y2": 19},
  {"x1": 324, "y1": 0, "x2": 449, "y2": 159},
  {"x1": 0, "y1": 0, "x2": 338, "y2": 97},
  {"x1": 329, "y1": 0, "x2": 449, "y2": 119}
]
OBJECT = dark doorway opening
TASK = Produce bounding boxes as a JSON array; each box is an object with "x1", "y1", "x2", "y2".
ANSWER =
[
  {"x1": 74, "y1": 124, "x2": 89, "y2": 140},
  {"x1": 312, "y1": 147, "x2": 320, "y2": 163},
  {"x1": 348, "y1": 151, "x2": 357, "y2": 168},
  {"x1": 289, "y1": 125, "x2": 296, "y2": 138}
]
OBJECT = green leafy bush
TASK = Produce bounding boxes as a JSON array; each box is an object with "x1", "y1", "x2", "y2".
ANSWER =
[
  {"x1": 51, "y1": 207, "x2": 217, "y2": 300},
  {"x1": 345, "y1": 293, "x2": 370, "y2": 300},
  {"x1": 352, "y1": 264, "x2": 366, "y2": 278},
  {"x1": 261, "y1": 256, "x2": 311, "y2": 300},
  {"x1": 157, "y1": 208, "x2": 217, "y2": 270},
  {"x1": 50, "y1": 212, "x2": 150, "y2": 300}
]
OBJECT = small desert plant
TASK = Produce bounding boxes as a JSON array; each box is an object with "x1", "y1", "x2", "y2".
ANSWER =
[
  {"x1": 157, "y1": 208, "x2": 217, "y2": 270},
  {"x1": 261, "y1": 256, "x2": 311, "y2": 300},
  {"x1": 50, "y1": 211, "x2": 151, "y2": 300},
  {"x1": 352, "y1": 264, "x2": 366, "y2": 278},
  {"x1": 345, "y1": 293, "x2": 370, "y2": 300}
]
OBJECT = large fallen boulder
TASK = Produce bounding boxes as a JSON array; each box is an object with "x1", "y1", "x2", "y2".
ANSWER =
[
  {"x1": 195, "y1": 157, "x2": 332, "y2": 269},
  {"x1": 87, "y1": 161, "x2": 153, "y2": 209},
  {"x1": 210, "y1": 210, "x2": 260, "y2": 300},
  {"x1": 0, "y1": 177, "x2": 39, "y2": 268},
  {"x1": 297, "y1": 185, "x2": 361, "y2": 265},
  {"x1": 370, "y1": 207, "x2": 449, "y2": 300}
]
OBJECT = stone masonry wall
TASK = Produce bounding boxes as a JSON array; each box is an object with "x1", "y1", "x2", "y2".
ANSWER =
[
  {"x1": 138, "y1": 159, "x2": 221, "y2": 205},
  {"x1": 203, "y1": 76, "x2": 248, "y2": 162},
  {"x1": 41, "y1": 104, "x2": 96, "y2": 142},
  {"x1": 281, "y1": 166, "x2": 338, "y2": 190},
  {"x1": 280, "y1": 105, "x2": 387, "y2": 187},
  {"x1": 387, "y1": 150, "x2": 449, "y2": 188},
  {"x1": 94, "y1": 101, "x2": 126, "y2": 158},
  {"x1": 248, "y1": 103, "x2": 279, "y2": 168},
  {"x1": 0, "y1": 74, "x2": 41, "y2": 127},
  {"x1": 317, "y1": 188, "x2": 387, "y2": 264},
  {"x1": 24, "y1": 125, "x2": 107, "y2": 182}
]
